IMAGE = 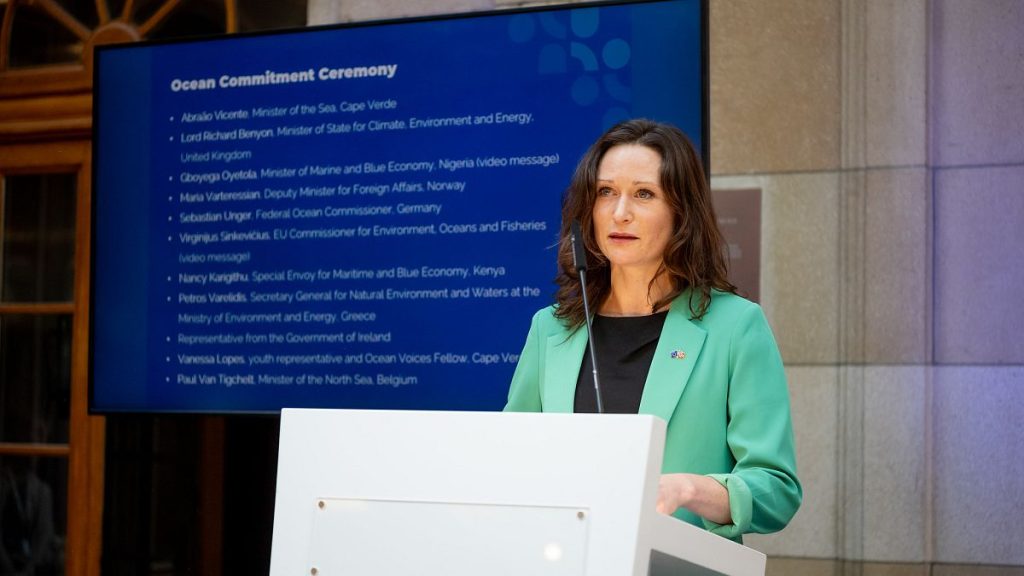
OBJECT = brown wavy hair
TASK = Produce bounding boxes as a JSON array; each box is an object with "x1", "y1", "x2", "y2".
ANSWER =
[{"x1": 554, "y1": 119, "x2": 736, "y2": 328}]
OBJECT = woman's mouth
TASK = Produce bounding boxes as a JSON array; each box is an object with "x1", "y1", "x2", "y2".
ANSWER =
[{"x1": 608, "y1": 232, "x2": 638, "y2": 242}]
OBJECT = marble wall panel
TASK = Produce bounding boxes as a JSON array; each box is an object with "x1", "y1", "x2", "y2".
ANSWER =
[
  {"x1": 933, "y1": 367, "x2": 1024, "y2": 565},
  {"x1": 862, "y1": 563, "x2": 930, "y2": 576},
  {"x1": 862, "y1": 367, "x2": 927, "y2": 562},
  {"x1": 745, "y1": 367, "x2": 838, "y2": 558},
  {"x1": 933, "y1": 565, "x2": 1024, "y2": 576},
  {"x1": 309, "y1": 0, "x2": 493, "y2": 25},
  {"x1": 934, "y1": 166, "x2": 1024, "y2": 364},
  {"x1": 493, "y1": 0, "x2": 590, "y2": 5},
  {"x1": 863, "y1": 168, "x2": 930, "y2": 364},
  {"x1": 709, "y1": 0, "x2": 841, "y2": 175},
  {"x1": 931, "y1": 0, "x2": 1024, "y2": 167},
  {"x1": 763, "y1": 559, "x2": 1023, "y2": 576},
  {"x1": 864, "y1": 0, "x2": 927, "y2": 167},
  {"x1": 765, "y1": 557, "x2": 839, "y2": 576}
]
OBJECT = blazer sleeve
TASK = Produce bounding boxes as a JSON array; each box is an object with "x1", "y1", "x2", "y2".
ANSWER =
[
  {"x1": 503, "y1": 309, "x2": 545, "y2": 412},
  {"x1": 702, "y1": 303, "x2": 802, "y2": 538}
]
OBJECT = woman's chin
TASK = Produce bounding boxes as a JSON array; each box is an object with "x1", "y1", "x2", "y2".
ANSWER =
[{"x1": 607, "y1": 259, "x2": 663, "y2": 277}]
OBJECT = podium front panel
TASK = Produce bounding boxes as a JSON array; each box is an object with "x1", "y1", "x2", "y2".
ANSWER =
[
  {"x1": 309, "y1": 498, "x2": 588, "y2": 575},
  {"x1": 270, "y1": 409, "x2": 665, "y2": 576}
]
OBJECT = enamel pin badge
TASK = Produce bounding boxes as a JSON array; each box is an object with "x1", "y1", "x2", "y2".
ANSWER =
[{"x1": 670, "y1": 350, "x2": 686, "y2": 360}]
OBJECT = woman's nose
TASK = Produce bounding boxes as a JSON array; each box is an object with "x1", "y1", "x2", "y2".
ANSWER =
[{"x1": 613, "y1": 196, "x2": 633, "y2": 223}]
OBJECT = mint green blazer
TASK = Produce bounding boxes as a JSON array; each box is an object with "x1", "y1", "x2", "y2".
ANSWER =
[{"x1": 504, "y1": 291, "x2": 801, "y2": 541}]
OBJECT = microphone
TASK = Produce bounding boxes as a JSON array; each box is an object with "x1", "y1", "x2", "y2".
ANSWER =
[{"x1": 571, "y1": 220, "x2": 604, "y2": 413}]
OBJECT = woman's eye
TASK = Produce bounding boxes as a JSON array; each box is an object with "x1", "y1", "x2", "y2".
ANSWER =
[
  {"x1": 636, "y1": 189, "x2": 655, "y2": 199},
  {"x1": 598, "y1": 187, "x2": 615, "y2": 197}
]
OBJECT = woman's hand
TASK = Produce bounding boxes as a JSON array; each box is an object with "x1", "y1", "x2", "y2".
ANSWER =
[{"x1": 656, "y1": 473, "x2": 732, "y2": 525}]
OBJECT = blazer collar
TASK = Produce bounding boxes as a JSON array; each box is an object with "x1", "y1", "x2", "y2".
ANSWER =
[
  {"x1": 543, "y1": 326, "x2": 588, "y2": 413},
  {"x1": 638, "y1": 302, "x2": 707, "y2": 423},
  {"x1": 542, "y1": 294, "x2": 708, "y2": 420}
]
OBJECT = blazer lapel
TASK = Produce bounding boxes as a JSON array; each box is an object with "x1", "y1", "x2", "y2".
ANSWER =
[
  {"x1": 543, "y1": 326, "x2": 588, "y2": 413},
  {"x1": 638, "y1": 304, "x2": 707, "y2": 423}
]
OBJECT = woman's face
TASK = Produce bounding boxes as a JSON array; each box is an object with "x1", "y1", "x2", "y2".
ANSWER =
[{"x1": 592, "y1": 144, "x2": 675, "y2": 277}]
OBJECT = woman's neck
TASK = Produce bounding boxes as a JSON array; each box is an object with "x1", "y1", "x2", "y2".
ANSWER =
[{"x1": 599, "y1": 267, "x2": 674, "y2": 317}]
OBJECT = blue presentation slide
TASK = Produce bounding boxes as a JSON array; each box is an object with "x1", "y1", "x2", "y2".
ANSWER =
[{"x1": 92, "y1": 0, "x2": 704, "y2": 412}]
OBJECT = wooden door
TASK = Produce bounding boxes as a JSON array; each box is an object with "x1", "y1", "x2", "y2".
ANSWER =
[{"x1": 0, "y1": 141, "x2": 102, "y2": 576}]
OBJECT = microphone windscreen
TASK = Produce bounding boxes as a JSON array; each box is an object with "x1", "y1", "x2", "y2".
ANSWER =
[{"x1": 571, "y1": 220, "x2": 588, "y2": 273}]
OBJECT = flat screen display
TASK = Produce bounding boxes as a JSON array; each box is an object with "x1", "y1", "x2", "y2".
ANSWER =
[{"x1": 91, "y1": 0, "x2": 708, "y2": 413}]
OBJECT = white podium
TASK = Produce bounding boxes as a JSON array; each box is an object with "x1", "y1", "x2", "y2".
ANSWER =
[{"x1": 269, "y1": 409, "x2": 765, "y2": 576}]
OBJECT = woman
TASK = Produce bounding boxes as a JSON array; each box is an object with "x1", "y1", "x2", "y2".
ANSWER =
[{"x1": 504, "y1": 119, "x2": 801, "y2": 541}]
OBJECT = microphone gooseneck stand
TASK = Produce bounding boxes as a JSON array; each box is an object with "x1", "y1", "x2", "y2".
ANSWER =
[{"x1": 571, "y1": 220, "x2": 604, "y2": 414}]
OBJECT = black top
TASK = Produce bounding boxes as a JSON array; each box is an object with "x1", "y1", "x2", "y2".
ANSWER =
[{"x1": 574, "y1": 311, "x2": 668, "y2": 414}]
